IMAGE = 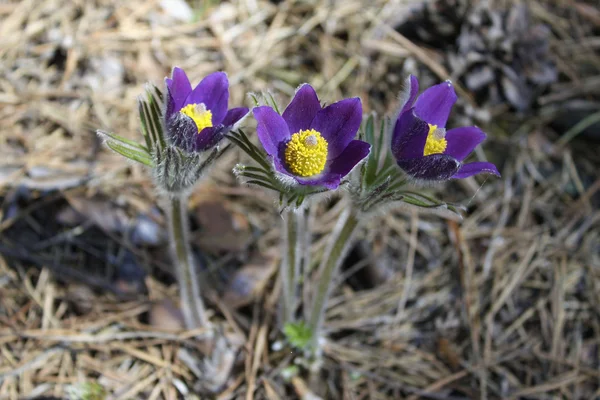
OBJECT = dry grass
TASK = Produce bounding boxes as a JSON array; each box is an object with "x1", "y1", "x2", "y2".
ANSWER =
[{"x1": 1, "y1": 0, "x2": 599, "y2": 399}]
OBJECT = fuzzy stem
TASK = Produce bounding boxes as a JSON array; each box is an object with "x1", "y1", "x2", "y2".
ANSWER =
[
  {"x1": 301, "y1": 207, "x2": 313, "y2": 322},
  {"x1": 281, "y1": 209, "x2": 303, "y2": 324},
  {"x1": 167, "y1": 193, "x2": 209, "y2": 329},
  {"x1": 308, "y1": 208, "x2": 360, "y2": 358}
]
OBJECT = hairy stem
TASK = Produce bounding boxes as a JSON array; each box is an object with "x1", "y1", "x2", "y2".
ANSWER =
[
  {"x1": 281, "y1": 208, "x2": 303, "y2": 324},
  {"x1": 301, "y1": 207, "x2": 313, "y2": 322},
  {"x1": 167, "y1": 194, "x2": 209, "y2": 329},
  {"x1": 308, "y1": 208, "x2": 360, "y2": 358}
]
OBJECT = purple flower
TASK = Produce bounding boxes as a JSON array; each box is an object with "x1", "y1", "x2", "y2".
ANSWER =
[
  {"x1": 391, "y1": 75, "x2": 500, "y2": 181},
  {"x1": 253, "y1": 84, "x2": 371, "y2": 190},
  {"x1": 164, "y1": 67, "x2": 248, "y2": 152}
]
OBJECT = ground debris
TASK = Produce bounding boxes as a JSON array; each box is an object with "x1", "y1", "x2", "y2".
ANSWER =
[{"x1": 0, "y1": 0, "x2": 599, "y2": 399}]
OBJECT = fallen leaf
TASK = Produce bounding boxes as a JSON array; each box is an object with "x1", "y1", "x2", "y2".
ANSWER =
[
  {"x1": 149, "y1": 298, "x2": 185, "y2": 331},
  {"x1": 194, "y1": 200, "x2": 252, "y2": 253},
  {"x1": 222, "y1": 253, "x2": 277, "y2": 308}
]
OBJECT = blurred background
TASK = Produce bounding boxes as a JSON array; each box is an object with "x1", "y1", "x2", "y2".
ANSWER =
[{"x1": 0, "y1": 0, "x2": 599, "y2": 399}]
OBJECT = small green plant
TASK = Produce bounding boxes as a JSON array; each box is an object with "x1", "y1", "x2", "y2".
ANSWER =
[
  {"x1": 283, "y1": 321, "x2": 313, "y2": 350},
  {"x1": 66, "y1": 382, "x2": 106, "y2": 400},
  {"x1": 281, "y1": 365, "x2": 300, "y2": 381}
]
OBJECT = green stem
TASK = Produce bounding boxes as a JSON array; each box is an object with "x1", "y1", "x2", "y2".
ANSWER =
[
  {"x1": 167, "y1": 194, "x2": 209, "y2": 329},
  {"x1": 308, "y1": 208, "x2": 360, "y2": 358},
  {"x1": 281, "y1": 209, "x2": 302, "y2": 324}
]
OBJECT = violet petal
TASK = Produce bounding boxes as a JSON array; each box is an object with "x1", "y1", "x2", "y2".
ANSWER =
[
  {"x1": 413, "y1": 81, "x2": 457, "y2": 127},
  {"x1": 222, "y1": 107, "x2": 249, "y2": 128},
  {"x1": 272, "y1": 154, "x2": 342, "y2": 190},
  {"x1": 444, "y1": 126, "x2": 487, "y2": 161},
  {"x1": 452, "y1": 161, "x2": 500, "y2": 179},
  {"x1": 296, "y1": 174, "x2": 342, "y2": 190},
  {"x1": 397, "y1": 154, "x2": 461, "y2": 181},
  {"x1": 310, "y1": 97, "x2": 362, "y2": 160},
  {"x1": 185, "y1": 71, "x2": 229, "y2": 125},
  {"x1": 288, "y1": 140, "x2": 370, "y2": 190},
  {"x1": 254, "y1": 106, "x2": 290, "y2": 158},
  {"x1": 272, "y1": 155, "x2": 292, "y2": 176},
  {"x1": 165, "y1": 87, "x2": 178, "y2": 122},
  {"x1": 165, "y1": 67, "x2": 192, "y2": 111},
  {"x1": 328, "y1": 140, "x2": 371, "y2": 177},
  {"x1": 391, "y1": 109, "x2": 430, "y2": 160},
  {"x1": 194, "y1": 126, "x2": 225, "y2": 151},
  {"x1": 398, "y1": 75, "x2": 419, "y2": 117},
  {"x1": 282, "y1": 84, "x2": 322, "y2": 135}
]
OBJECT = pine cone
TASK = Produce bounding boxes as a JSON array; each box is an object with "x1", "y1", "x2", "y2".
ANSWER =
[
  {"x1": 395, "y1": 0, "x2": 470, "y2": 47},
  {"x1": 448, "y1": 1, "x2": 557, "y2": 111}
]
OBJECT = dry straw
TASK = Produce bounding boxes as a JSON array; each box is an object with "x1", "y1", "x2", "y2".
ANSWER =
[{"x1": 1, "y1": 0, "x2": 599, "y2": 399}]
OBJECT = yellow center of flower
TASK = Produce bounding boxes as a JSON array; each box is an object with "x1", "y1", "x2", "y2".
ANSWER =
[
  {"x1": 423, "y1": 124, "x2": 447, "y2": 156},
  {"x1": 284, "y1": 129, "x2": 328, "y2": 177},
  {"x1": 180, "y1": 103, "x2": 213, "y2": 133}
]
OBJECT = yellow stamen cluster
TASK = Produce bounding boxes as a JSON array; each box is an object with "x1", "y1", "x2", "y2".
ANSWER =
[
  {"x1": 423, "y1": 124, "x2": 447, "y2": 156},
  {"x1": 180, "y1": 103, "x2": 213, "y2": 133},
  {"x1": 284, "y1": 129, "x2": 328, "y2": 177}
]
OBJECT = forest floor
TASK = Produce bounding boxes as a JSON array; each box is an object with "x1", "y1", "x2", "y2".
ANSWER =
[{"x1": 1, "y1": 0, "x2": 599, "y2": 399}]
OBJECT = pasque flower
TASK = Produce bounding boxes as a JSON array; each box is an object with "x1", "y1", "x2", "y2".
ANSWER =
[
  {"x1": 391, "y1": 75, "x2": 500, "y2": 181},
  {"x1": 253, "y1": 84, "x2": 370, "y2": 190},
  {"x1": 165, "y1": 67, "x2": 248, "y2": 153}
]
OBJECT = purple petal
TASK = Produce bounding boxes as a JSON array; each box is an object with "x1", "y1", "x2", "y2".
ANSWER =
[
  {"x1": 413, "y1": 81, "x2": 457, "y2": 127},
  {"x1": 452, "y1": 161, "x2": 500, "y2": 179},
  {"x1": 222, "y1": 107, "x2": 249, "y2": 127},
  {"x1": 328, "y1": 140, "x2": 371, "y2": 178},
  {"x1": 282, "y1": 84, "x2": 322, "y2": 135},
  {"x1": 296, "y1": 174, "x2": 342, "y2": 190},
  {"x1": 165, "y1": 87, "x2": 178, "y2": 122},
  {"x1": 272, "y1": 153, "x2": 343, "y2": 190},
  {"x1": 165, "y1": 67, "x2": 192, "y2": 111},
  {"x1": 444, "y1": 126, "x2": 487, "y2": 161},
  {"x1": 397, "y1": 154, "x2": 461, "y2": 181},
  {"x1": 185, "y1": 71, "x2": 229, "y2": 125},
  {"x1": 398, "y1": 75, "x2": 419, "y2": 117},
  {"x1": 194, "y1": 126, "x2": 225, "y2": 151},
  {"x1": 310, "y1": 97, "x2": 362, "y2": 160},
  {"x1": 391, "y1": 109, "x2": 430, "y2": 160},
  {"x1": 272, "y1": 155, "x2": 293, "y2": 176},
  {"x1": 253, "y1": 106, "x2": 290, "y2": 157}
]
